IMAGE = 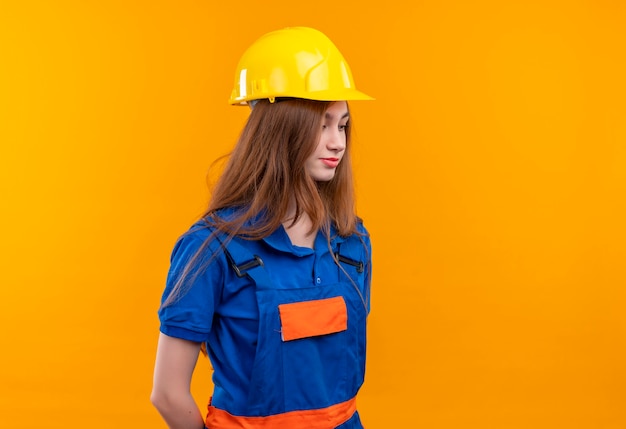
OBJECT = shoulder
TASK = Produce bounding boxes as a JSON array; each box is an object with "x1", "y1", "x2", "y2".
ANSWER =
[
  {"x1": 355, "y1": 217, "x2": 370, "y2": 238},
  {"x1": 353, "y1": 219, "x2": 372, "y2": 263},
  {"x1": 172, "y1": 221, "x2": 211, "y2": 254},
  {"x1": 333, "y1": 218, "x2": 371, "y2": 244},
  {"x1": 354, "y1": 218, "x2": 371, "y2": 252},
  {"x1": 333, "y1": 218, "x2": 371, "y2": 260},
  {"x1": 169, "y1": 219, "x2": 226, "y2": 269},
  {"x1": 177, "y1": 207, "x2": 241, "y2": 245}
]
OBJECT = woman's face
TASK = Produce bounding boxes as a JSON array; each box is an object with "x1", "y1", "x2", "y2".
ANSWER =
[{"x1": 304, "y1": 101, "x2": 349, "y2": 182}]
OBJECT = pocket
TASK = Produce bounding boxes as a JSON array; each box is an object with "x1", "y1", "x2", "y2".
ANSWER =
[{"x1": 278, "y1": 296, "x2": 347, "y2": 341}]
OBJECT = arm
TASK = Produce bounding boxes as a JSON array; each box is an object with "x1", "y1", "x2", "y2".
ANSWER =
[{"x1": 151, "y1": 333, "x2": 205, "y2": 429}]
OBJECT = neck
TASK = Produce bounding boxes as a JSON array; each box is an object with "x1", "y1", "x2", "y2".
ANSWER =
[{"x1": 283, "y1": 200, "x2": 316, "y2": 248}]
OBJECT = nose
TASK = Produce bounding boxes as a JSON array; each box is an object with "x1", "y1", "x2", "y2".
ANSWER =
[{"x1": 325, "y1": 128, "x2": 346, "y2": 152}]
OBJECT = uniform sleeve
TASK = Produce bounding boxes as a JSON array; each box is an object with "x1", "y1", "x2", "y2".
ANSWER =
[{"x1": 158, "y1": 231, "x2": 225, "y2": 343}]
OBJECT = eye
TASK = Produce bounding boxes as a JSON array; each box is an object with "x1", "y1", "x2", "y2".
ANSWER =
[{"x1": 339, "y1": 123, "x2": 349, "y2": 132}]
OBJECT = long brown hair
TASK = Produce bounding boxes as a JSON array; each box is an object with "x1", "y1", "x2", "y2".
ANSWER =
[
  {"x1": 206, "y1": 98, "x2": 357, "y2": 237},
  {"x1": 162, "y1": 98, "x2": 360, "y2": 308}
]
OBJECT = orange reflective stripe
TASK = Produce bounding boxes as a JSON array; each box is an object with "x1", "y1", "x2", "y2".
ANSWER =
[
  {"x1": 205, "y1": 397, "x2": 357, "y2": 429},
  {"x1": 278, "y1": 296, "x2": 347, "y2": 341}
]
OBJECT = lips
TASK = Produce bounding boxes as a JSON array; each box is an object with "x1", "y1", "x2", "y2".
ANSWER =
[{"x1": 321, "y1": 158, "x2": 340, "y2": 168}]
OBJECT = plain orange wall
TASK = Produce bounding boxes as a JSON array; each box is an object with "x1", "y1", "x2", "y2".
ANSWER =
[{"x1": 1, "y1": 1, "x2": 625, "y2": 428}]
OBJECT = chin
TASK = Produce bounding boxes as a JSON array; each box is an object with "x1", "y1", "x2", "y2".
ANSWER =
[{"x1": 312, "y1": 173, "x2": 336, "y2": 182}]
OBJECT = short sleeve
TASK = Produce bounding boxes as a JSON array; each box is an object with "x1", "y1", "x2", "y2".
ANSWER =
[{"x1": 158, "y1": 230, "x2": 224, "y2": 343}]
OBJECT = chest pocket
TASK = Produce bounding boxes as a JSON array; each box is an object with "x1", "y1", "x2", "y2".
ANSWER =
[{"x1": 278, "y1": 296, "x2": 348, "y2": 341}]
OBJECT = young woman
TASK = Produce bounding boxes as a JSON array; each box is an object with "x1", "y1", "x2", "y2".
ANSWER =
[{"x1": 151, "y1": 27, "x2": 373, "y2": 429}]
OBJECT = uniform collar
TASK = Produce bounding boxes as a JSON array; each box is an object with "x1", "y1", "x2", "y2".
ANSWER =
[
  {"x1": 212, "y1": 207, "x2": 346, "y2": 255},
  {"x1": 260, "y1": 223, "x2": 346, "y2": 257}
]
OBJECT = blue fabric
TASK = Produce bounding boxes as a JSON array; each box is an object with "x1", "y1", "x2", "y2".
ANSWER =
[{"x1": 159, "y1": 213, "x2": 371, "y2": 427}]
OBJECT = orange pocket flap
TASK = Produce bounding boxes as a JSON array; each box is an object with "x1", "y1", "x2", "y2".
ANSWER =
[{"x1": 278, "y1": 296, "x2": 347, "y2": 342}]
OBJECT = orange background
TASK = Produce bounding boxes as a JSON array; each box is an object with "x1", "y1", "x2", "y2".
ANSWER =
[{"x1": 1, "y1": 1, "x2": 625, "y2": 428}]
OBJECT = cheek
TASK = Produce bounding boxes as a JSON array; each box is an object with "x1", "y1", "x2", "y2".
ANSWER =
[
  {"x1": 315, "y1": 136, "x2": 325, "y2": 151},
  {"x1": 304, "y1": 153, "x2": 317, "y2": 172}
]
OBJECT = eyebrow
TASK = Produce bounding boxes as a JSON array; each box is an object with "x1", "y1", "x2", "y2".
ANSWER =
[{"x1": 325, "y1": 111, "x2": 350, "y2": 120}]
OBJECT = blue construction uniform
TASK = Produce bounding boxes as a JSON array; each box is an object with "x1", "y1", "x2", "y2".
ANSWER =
[{"x1": 159, "y1": 213, "x2": 371, "y2": 428}]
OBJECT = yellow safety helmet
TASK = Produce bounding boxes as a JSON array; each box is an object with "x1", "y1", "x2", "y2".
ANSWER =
[{"x1": 229, "y1": 27, "x2": 373, "y2": 105}]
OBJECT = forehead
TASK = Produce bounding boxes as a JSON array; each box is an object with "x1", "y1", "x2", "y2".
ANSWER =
[{"x1": 324, "y1": 101, "x2": 349, "y2": 119}]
